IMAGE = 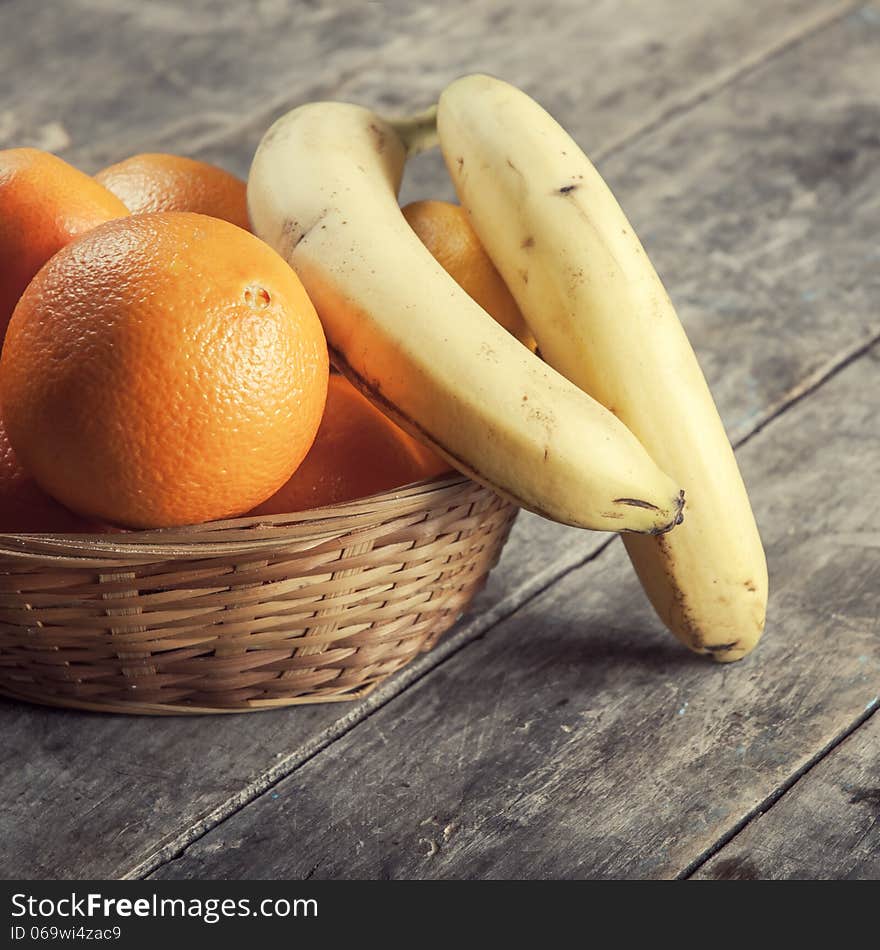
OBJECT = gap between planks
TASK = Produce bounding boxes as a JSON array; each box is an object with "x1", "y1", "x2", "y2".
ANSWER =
[
  {"x1": 47, "y1": 0, "x2": 864, "y2": 880},
  {"x1": 591, "y1": 0, "x2": 861, "y2": 166},
  {"x1": 74, "y1": 0, "x2": 862, "y2": 175},
  {"x1": 138, "y1": 330, "x2": 880, "y2": 881},
  {"x1": 678, "y1": 699, "x2": 880, "y2": 879}
]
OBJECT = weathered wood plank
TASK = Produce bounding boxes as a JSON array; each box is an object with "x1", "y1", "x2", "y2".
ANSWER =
[
  {"x1": 2, "y1": 0, "x2": 433, "y2": 162},
  {"x1": 185, "y1": 0, "x2": 856, "y2": 188},
  {"x1": 1, "y1": 2, "x2": 876, "y2": 880},
  {"x1": 0, "y1": 0, "x2": 849, "y2": 175},
  {"x1": 151, "y1": 344, "x2": 880, "y2": 880},
  {"x1": 693, "y1": 712, "x2": 880, "y2": 879}
]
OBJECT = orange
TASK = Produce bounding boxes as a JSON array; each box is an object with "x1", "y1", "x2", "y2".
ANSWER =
[
  {"x1": 402, "y1": 199, "x2": 536, "y2": 349},
  {"x1": 248, "y1": 375, "x2": 449, "y2": 515},
  {"x1": 0, "y1": 147, "x2": 128, "y2": 341},
  {"x1": 0, "y1": 412, "x2": 104, "y2": 533},
  {"x1": 95, "y1": 153, "x2": 249, "y2": 230},
  {"x1": 1, "y1": 212, "x2": 329, "y2": 529}
]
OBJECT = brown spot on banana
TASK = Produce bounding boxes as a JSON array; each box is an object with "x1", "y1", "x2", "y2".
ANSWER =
[
  {"x1": 281, "y1": 218, "x2": 302, "y2": 253},
  {"x1": 479, "y1": 341, "x2": 500, "y2": 363},
  {"x1": 282, "y1": 210, "x2": 330, "y2": 256},
  {"x1": 368, "y1": 122, "x2": 386, "y2": 154}
]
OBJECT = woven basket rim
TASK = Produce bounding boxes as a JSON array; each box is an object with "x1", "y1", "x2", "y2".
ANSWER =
[
  {"x1": 0, "y1": 476, "x2": 517, "y2": 713},
  {"x1": 0, "y1": 472, "x2": 474, "y2": 563}
]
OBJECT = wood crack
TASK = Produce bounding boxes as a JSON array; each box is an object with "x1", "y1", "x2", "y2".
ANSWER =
[
  {"x1": 677, "y1": 697, "x2": 880, "y2": 880},
  {"x1": 139, "y1": 337, "x2": 880, "y2": 881},
  {"x1": 591, "y1": 0, "x2": 861, "y2": 167}
]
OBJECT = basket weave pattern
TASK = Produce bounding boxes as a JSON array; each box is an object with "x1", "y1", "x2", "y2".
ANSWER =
[{"x1": 0, "y1": 476, "x2": 516, "y2": 714}]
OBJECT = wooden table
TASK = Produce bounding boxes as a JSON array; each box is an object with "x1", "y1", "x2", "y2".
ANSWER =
[{"x1": 2, "y1": 0, "x2": 878, "y2": 880}]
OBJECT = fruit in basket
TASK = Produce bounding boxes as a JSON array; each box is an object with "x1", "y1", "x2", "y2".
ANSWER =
[
  {"x1": 0, "y1": 147, "x2": 128, "y2": 340},
  {"x1": 247, "y1": 102, "x2": 684, "y2": 534},
  {"x1": 95, "y1": 152, "x2": 249, "y2": 230},
  {"x1": 402, "y1": 200, "x2": 536, "y2": 349},
  {"x1": 438, "y1": 74, "x2": 768, "y2": 661},
  {"x1": 249, "y1": 375, "x2": 449, "y2": 515},
  {"x1": 0, "y1": 212, "x2": 328, "y2": 529},
  {"x1": 0, "y1": 413, "x2": 104, "y2": 533}
]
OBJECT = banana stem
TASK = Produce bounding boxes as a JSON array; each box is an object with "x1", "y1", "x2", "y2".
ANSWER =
[{"x1": 386, "y1": 104, "x2": 439, "y2": 157}]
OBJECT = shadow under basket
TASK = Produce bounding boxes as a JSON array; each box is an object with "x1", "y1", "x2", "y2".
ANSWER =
[{"x1": 0, "y1": 475, "x2": 517, "y2": 715}]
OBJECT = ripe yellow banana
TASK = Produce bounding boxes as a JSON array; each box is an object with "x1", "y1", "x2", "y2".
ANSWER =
[
  {"x1": 438, "y1": 74, "x2": 767, "y2": 661},
  {"x1": 247, "y1": 101, "x2": 684, "y2": 533}
]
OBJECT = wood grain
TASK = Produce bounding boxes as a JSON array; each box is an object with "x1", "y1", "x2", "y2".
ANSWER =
[
  {"x1": 152, "y1": 344, "x2": 880, "y2": 879},
  {"x1": 184, "y1": 0, "x2": 857, "y2": 189},
  {"x1": 695, "y1": 712, "x2": 880, "y2": 879},
  {"x1": 2, "y1": 0, "x2": 439, "y2": 164},
  {"x1": 0, "y1": 0, "x2": 842, "y2": 174},
  {"x1": 0, "y1": 0, "x2": 875, "y2": 879}
]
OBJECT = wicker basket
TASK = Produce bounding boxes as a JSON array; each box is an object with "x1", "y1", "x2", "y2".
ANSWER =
[{"x1": 0, "y1": 474, "x2": 516, "y2": 714}]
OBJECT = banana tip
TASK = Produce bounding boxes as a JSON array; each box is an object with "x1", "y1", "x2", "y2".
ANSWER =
[
  {"x1": 651, "y1": 489, "x2": 686, "y2": 536},
  {"x1": 709, "y1": 646, "x2": 751, "y2": 664}
]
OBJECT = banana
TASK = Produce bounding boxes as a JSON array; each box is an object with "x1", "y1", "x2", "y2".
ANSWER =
[
  {"x1": 438, "y1": 74, "x2": 767, "y2": 661},
  {"x1": 247, "y1": 101, "x2": 684, "y2": 533}
]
